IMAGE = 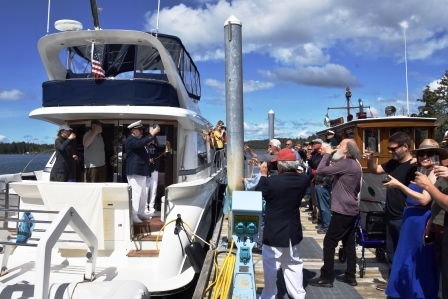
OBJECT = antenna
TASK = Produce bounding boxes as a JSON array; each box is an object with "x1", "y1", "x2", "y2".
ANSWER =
[
  {"x1": 156, "y1": 0, "x2": 161, "y2": 37},
  {"x1": 46, "y1": 0, "x2": 51, "y2": 35},
  {"x1": 90, "y1": 0, "x2": 101, "y2": 30}
]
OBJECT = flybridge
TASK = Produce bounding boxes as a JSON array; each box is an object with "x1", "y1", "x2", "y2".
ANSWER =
[{"x1": 39, "y1": 31, "x2": 201, "y2": 107}]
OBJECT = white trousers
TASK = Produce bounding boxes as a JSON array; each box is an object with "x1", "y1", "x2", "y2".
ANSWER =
[
  {"x1": 146, "y1": 170, "x2": 158, "y2": 209},
  {"x1": 261, "y1": 241, "x2": 306, "y2": 299},
  {"x1": 127, "y1": 175, "x2": 148, "y2": 217}
]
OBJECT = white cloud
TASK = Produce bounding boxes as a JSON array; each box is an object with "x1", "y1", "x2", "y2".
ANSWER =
[
  {"x1": 0, "y1": 89, "x2": 26, "y2": 101},
  {"x1": 270, "y1": 64, "x2": 360, "y2": 88},
  {"x1": 243, "y1": 80, "x2": 274, "y2": 93},
  {"x1": 205, "y1": 78, "x2": 274, "y2": 93},
  {"x1": 0, "y1": 135, "x2": 9, "y2": 143},
  {"x1": 428, "y1": 79, "x2": 440, "y2": 91},
  {"x1": 146, "y1": 0, "x2": 448, "y2": 67}
]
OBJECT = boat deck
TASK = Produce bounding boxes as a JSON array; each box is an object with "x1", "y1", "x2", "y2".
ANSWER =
[{"x1": 195, "y1": 200, "x2": 389, "y2": 299}]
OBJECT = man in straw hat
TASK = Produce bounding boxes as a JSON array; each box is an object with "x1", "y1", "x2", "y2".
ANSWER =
[
  {"x1": 256, "y1": 148, "x2": 309, "y2": 299},
  {"x1": 362, "y1": 131, "x2": 416, "y2": 291}
]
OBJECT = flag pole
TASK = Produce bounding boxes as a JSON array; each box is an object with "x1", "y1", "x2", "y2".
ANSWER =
[{"x1": 91, "y1": 42, "x2": 94, "y2": 63}]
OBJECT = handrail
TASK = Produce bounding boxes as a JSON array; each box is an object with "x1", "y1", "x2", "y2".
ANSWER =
[{"x1": 0, "y1": 181, "x2": 21, "y2": 229}]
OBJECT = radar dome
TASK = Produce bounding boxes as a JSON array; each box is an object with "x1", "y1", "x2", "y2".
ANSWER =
[{"x1": 55, "y1": 20, "x2": 83, "y2": 32}]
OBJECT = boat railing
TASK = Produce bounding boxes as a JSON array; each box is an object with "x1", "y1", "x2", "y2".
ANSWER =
[
  {"x1": 0, "y1": 180, "x2": 21, "y2": 229},
  {"x1": 0, "y1": 206, "x2": 98, "y2": 299},
  {"x1": 210, "y1": 149, "x2": 226, "y2": 174}
]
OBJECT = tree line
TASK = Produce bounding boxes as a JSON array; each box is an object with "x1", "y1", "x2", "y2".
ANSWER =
[{"x1": 0, "y1": 142, "x2": 54, "y2": 154}]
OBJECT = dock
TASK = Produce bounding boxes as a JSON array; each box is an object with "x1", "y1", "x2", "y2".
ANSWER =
[{"x1": 194, "y1": 199, "x2": 389, "y2": 299}]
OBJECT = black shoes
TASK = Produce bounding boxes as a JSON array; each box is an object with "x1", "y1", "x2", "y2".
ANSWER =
[
  {"x1": 308, "y1": 277, "x2": 333, "y2": 288},
  {"x1": 336, "y1": 273, "x2": 358, "y2": 286},
  {"x1": 317, "y1": 227, "x2": 328, "y2": 234}
]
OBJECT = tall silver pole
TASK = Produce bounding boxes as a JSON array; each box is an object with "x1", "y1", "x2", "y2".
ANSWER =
[
  {"x1": 224, "y1": 15, "x2": 244, "y2": 193},
  {"x1": 268, "y1": 110, "x2": 274, "y2": 140},
  {"x1": 400, "y1": 21, "x2": 410, "y2": 116}
]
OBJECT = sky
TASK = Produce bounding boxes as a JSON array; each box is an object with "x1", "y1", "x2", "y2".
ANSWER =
[{"x1": 1, "y1": 0, "x2": 448, "y2": 144}]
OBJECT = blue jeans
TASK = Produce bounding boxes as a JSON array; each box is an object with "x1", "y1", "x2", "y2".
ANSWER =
[{"x1": 315, "y1": 184, "x2": 332, "y2": 228}]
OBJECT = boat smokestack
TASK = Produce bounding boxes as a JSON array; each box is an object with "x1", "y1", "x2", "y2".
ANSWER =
[
  {"x1": 90, "y1": 0, "x2": 101, "y2": 30},
  {"x1": 358, "y1": 98, "x2": 364, "y2": 113},
  {"x1": 224, "y1": 15, "x2": 244, "y2": 193}
]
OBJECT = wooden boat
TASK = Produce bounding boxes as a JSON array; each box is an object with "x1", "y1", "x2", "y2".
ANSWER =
[{"x1": 316, "y1": 88, "x2": 437, "y2": 204}]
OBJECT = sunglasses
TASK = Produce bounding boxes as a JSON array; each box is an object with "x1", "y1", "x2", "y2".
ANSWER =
[
  {"x1": 286, "y1": 143, "x2": 292, "y2": 146},
  {"x1": 417, "y1": 150, "x2": 436, "y2": 158},
  {"x1": 387, "y1": 144, "x2": 404, "y2": 152}
]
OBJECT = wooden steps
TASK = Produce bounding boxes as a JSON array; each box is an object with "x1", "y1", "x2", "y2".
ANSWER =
[
  {"x1": 132, "y1": 234, "x2": 162, "y2": 242},
  {"x1": 126, "y1": 249, "x2": 159, "y2": 257},
  {"x1": 133, "y1": 216, "x2": 164, "y2": 234}
]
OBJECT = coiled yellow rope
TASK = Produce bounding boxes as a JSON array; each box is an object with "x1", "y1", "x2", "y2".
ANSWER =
[{"x1": 203, "y1": 238, "x2": 236, "y2": 299}]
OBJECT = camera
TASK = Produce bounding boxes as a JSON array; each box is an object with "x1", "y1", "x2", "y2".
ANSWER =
[{"x1": 221, "y1": 126, "x2": 226, "y2": 130}]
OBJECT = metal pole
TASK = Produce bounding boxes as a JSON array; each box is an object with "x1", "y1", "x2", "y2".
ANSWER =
[
  {"x1": 224, "y1": 15, "x2": 244, "y2": 193},
  {"x1": 400, "y1": 21, "x2": 410, "y2": 116},
  {"x1": 403, "y1": 25, "x2": 409, "y2": 116},
  {"x1": 268, "y1": 110, "x2": 274, "y2": 140}
]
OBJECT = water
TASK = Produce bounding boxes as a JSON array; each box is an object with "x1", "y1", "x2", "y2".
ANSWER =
[{"x1": 0, "y1": 154, "x2": 53, "y2": 175}]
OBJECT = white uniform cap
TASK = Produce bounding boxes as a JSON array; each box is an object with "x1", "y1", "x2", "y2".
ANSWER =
[{"x1": 128, "y1": 120, "x2": 143, "y2": 129}]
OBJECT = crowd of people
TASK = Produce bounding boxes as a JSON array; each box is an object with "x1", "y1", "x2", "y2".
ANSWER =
[{"x1": 247, "y1": 131, "x2": 448, "y2": 299}]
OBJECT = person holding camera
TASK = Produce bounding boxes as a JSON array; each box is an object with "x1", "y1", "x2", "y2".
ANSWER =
[{"x1": 212, "y1": 121, "x2": 225, "y2": 167}]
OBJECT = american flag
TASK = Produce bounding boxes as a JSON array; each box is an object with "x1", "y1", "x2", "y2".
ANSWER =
[{"x1": 91, "y1": 46, "x2": 105, "y2": 79}]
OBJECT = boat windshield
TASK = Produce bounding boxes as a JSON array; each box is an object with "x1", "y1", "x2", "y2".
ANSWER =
[{"x1": 60, "y1": 34, "x2": 201, "y2": 100}]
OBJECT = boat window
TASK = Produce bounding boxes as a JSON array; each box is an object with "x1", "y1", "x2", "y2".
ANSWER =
[
  {"x1": 197, "y1": 132, "x2": 208, "y2": 167},
  {"x1": 389, "y1": 128, "x2": 411, "y2": 137},
  {"x1": 363, "y1": 129, "x2": 380, "y2": 152},
  {"x1": 414, "y1": 128, "x2": 428, "y2": 149}
]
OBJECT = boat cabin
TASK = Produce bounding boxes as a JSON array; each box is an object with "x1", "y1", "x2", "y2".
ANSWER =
[{"x1": 317, "y1": 116, "x2": 437, "y2": 171}]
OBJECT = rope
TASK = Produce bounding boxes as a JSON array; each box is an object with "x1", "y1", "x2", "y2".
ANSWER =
[
  {"x1": 203, "y1": 238, "x2": 236, "y2": 299},
  {"x1": 155, "y1": 216, "x2": 213, "y2": 251}
]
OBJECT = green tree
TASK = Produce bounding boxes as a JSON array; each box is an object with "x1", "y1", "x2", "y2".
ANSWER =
[{"x1": 417, "y1": 70, "x2": 448, "y2": 141}]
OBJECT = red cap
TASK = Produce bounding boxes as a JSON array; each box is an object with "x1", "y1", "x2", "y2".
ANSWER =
[{"x1": 271, "y1": 148, "x2": 296, "y2": 162}]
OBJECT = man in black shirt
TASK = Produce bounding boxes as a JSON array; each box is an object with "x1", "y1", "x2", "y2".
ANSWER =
[{"x1": 363, "y1": 132, "x2": 416, "y2": 291}]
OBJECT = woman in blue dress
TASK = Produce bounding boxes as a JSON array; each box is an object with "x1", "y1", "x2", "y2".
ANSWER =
[{"x1": 384, "y1": 139, "x2": 446, "y2": 299}]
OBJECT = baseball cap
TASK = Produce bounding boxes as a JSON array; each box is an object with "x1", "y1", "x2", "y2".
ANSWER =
[
  {"x1": 271, "y1": 148, "x2": 297, "y2": 162},
  {"x1": 59, "y1": 125, "x2": 72, "y2": 131}
]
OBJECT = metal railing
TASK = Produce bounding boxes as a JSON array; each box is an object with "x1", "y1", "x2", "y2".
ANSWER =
[{"x1": 0, "y1": 206, "x2": 98, "y2": 298}]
